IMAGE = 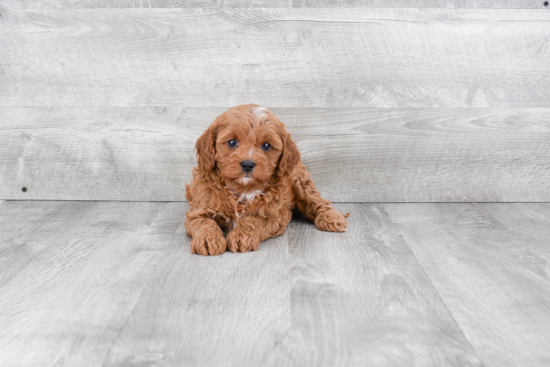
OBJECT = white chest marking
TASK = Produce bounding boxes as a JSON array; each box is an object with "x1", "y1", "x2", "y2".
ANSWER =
[
  {"x1": 238, "y1": 190, "x2": 265, "y2": 203},
  {"x1": 231, "y1": 190, "x2": 265, "y2": 228}
]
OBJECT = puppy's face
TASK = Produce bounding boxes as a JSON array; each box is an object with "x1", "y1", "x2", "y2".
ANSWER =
[{"x1": 196, "y1": 105, "x2": 299, "y2": 190}]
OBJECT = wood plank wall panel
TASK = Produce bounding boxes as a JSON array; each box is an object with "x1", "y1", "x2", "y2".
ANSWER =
[
  {"x1": 1, "y1": 9, "x2": 549, "y2": 108},
  {"x1": 2, "y1": 0, "x2": 546, "y2": 9},
  {"x1": 1, "y1": 107, "x2": 549, "y2": 202},
  {"x1": 1, "y1": 7, "x2": 549, "y2": 202}
]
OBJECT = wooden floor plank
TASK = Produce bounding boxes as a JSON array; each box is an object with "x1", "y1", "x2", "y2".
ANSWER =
[
  {"x1": 384, "y1": 203, "x2": 550, "y2": 367},
  {"x1": 102, "y1": 221, "x2": 291, "y2": 367},
  {"x1": 0, "y1": 201, "x2": 98, "y2": 285},
  {"x1": 286, "y1": 204, "x2": 483, "y2": 367},
  {"x1": 0, "y1": 201, "x2": 183, "y2": 367},
  {"x1": 2, "y1": 202, "x2": 549, "y2": 366}
]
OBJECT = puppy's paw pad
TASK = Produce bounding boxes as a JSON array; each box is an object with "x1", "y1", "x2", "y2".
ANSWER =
[
  {"x1": 227, "y1": 230, "x2": 260, "y2": 253},
  {"x1": 191, "y1": 230, "x2": 227, "y2": 256},
  {"x1": 315, "y1": 210, "x2": 349, "y2": 232}
]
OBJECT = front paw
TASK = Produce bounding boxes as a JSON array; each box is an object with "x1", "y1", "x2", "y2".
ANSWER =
[
  {"x1": 315, "y1": 209, "x2": 349, "y2": 232},
  {"x1": 191, "y1": 229, "x2": 227, "y2": 256},
  {"x1": 227, "y1": 228, "x2": 260, "y2": 253}
]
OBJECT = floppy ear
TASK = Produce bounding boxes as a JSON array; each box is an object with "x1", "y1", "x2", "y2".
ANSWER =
[
  {"x1": 277, "y1": 125, "x2": 300, "y2": 177},
  {"x1": 195, "y1": 122, "x2": 218, "y2": 171}
]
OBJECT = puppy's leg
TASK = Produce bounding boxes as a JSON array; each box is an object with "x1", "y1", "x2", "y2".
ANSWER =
[
  {"x1": 292, "y1": 164, "x2": 349, "y2": 232},
  {"x1": 226, "y1": 216, "x2": 284, "y2": 253},
  {"x1": 185, "y1": 215, "x2": 227, "y2": 256}
]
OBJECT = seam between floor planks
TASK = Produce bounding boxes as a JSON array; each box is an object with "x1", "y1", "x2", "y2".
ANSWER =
[{"x1": 390, "y1": 219, "x2": 486, "y2": 366}]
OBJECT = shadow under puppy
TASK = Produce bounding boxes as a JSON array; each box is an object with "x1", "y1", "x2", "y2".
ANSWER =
[{"x1": 185, "y1": 104, "x2": 349, "y2": 256}]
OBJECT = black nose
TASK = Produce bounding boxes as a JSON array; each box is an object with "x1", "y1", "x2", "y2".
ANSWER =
[{"x1": 240, "y1": 160, "x2": 256, "y2": 173}]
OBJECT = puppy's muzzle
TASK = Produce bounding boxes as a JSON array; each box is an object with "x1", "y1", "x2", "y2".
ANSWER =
[{"x1": 240, "y1": 160, "x2": 256, "y2": 173}]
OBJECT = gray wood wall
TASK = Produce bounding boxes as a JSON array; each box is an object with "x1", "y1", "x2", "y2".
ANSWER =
[{"x1": 1, "y1": 2, "x2": 549, "y2": 202}]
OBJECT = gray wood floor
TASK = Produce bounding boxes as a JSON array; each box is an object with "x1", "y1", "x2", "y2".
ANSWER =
[{"x1": 1, "y1": 201, "x2": 549, "y2": 367}]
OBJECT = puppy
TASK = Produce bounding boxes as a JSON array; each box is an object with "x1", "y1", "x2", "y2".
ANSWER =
[{"x1": 185, "y1": 104, "x2": 349, "y2": 256}]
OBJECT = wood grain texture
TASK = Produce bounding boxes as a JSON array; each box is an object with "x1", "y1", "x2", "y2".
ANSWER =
[
  {"x1": 286, "y1": 204, "x2": 482, "y2": 367},
  {"x1": 384, "y1": 203, "x2": 550, "y2": 367},
  {"x1": 0, "y1": 107, "x2": 202, "y2": 201},
  {"x1": 102, "y1": 217, "x2": 291, "y2": 367},
  {"x1": 0, "y1": 201, "x2": 183, "y2": 367},
  {"x1": 1, "y1": 8, "x2": 549, "y2": 108},
  {"x1": 2, "y1": 0, "x2": 545, "y2": 9},
  {"x1": 1, "y1": 202, "x2": 550, "y2": 366},
  {"x1": 0, "y1": 201, "x2": 96, "y2": 285},
  {"x1": 1, "y1": 107, "x2": 549, "y2": 202}
]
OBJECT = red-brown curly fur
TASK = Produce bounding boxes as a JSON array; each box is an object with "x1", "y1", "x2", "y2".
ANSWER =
[{"x1": 185, "y1": 104, "x2": 349, "y2": 256}]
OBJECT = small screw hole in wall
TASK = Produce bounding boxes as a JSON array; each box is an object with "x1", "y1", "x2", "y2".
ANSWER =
[
  {"x1": 545, "y1": 1, "x2": 549, "y2": 7},
  {"x1": 22, "y1": 187, "x2": 28, "y2": 193}
]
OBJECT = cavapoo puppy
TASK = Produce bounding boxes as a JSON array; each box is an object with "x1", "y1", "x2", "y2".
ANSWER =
[{"x1": 185, "y1": 104, "x2": 349, "y2": 256}]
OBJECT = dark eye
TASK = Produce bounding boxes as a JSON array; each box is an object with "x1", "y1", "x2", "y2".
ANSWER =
[
  {"x1": 227, "y1": 139, "x2": 237, "y2": 148},
  {"x1": 261, "y1": 142, "x2": 271, "y2": 151}
]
